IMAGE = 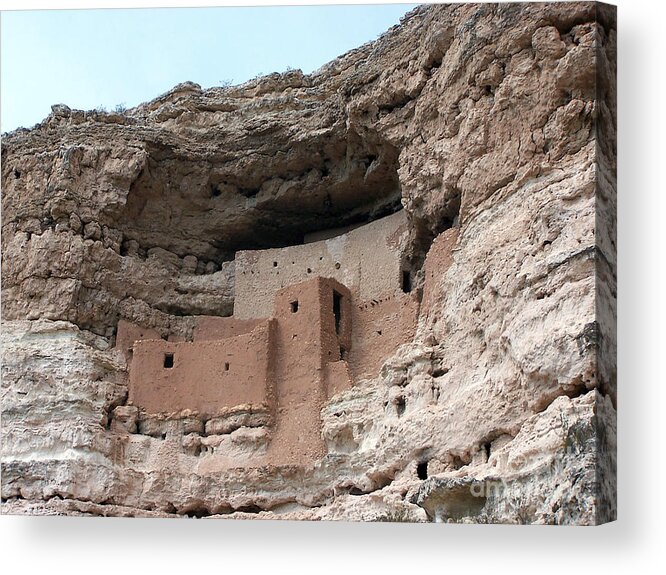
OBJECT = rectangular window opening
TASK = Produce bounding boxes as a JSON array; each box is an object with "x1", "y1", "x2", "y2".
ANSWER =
[
  {"x1": 224, "y1": 362, "x2": 230, "y2": 371},
  {"x1": 333, "y1": 290, "x2": 343, "y2": 335},
  {"x1": 163, "y1": 353, "x2": 174, "y2": 368},
  {"x1": 290, "y1": 300, "x2": 299, "y2": 313},
  {"x1": 401, "y1": 270, "x2": 412, "y2": 293}
]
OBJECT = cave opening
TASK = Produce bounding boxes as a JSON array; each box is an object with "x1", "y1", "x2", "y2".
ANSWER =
[{"x1": 119, "y1": 136, "x2": 404, "y2": 266}]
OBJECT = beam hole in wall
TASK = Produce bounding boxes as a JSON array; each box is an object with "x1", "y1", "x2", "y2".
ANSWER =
[
  {"x1": 417, "y1": 460, "x2": 429, "y2": 480},
  {"x1": 377, "y1": 330, "x2": 382, "y2": 336},
  {"x1": 273, "y1": 261, "x2": 278, "y2": 267},
  {"x1": 163, "y1": 353, "x2": 174, "y2": 368},
  {"x1": 290, "y1": 300, "x2": 299, "y2": 313}
]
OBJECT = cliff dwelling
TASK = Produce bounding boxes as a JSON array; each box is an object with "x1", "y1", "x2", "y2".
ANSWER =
[
  {"x1": 1, "y1": 2, "x2": 616, "y2": 525},
  {"x1": 116, "y1": 210, "x2": 423, "y2": 466}
]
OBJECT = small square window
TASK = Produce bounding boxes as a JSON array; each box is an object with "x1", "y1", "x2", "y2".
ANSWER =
[
  {"x1": 290, "y1": 300, "x2": 299, "y2": 313},
  {"x1": 164, "y1": 353, "x2": 174, "y2": 368}
]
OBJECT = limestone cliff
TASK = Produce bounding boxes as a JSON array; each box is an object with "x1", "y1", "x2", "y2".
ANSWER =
[{"x1": 1, "y1": 2, "x2": 616, "y2": 523}]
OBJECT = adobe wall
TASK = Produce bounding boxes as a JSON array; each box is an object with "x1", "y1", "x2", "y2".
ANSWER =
[
  {"x1": 233, "y1": 210, "x2": 409, "y2": 319},
  {"x1": 115, "y1": 319, "x2": 162, "y2": 362},
  {"x1": 324, "y1": 361, "x2": 354, "y2": 399},
  {"x1": 349, "y1": 293, "x2": 420, "y2": 381},
  {"x1": 267, "y1": 277, "x2": 352, "y2": 465},
  {"x1": 193, "y1": 315, "x2": 263, "y2": 341},
  {"x1": 421, "y1": 227, "x2": 459, "y2": 323},
  {"x1": 128, "y1": 320, "x2": 276, "y2": 418}
]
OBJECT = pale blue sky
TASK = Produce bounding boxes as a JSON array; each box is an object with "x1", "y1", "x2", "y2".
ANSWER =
[{"x1": 0, "y1": 4, "x2": 418, "y2": 132}]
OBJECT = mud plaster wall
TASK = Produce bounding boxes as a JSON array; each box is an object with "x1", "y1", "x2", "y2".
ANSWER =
[
  {"x1": 267, "y1": 277, "x2": 352, "y2": 464},
  {"x1": 349, "y1": 292, "x2": 420, "y2": 380},
  {"x1": 233, "y1": 210, "x2": 408, "y2": 320},
  {"x1": 116, "y1": 319, "x2": 161, "y2": 362},
  {"x1": 193, "y1": 316, "x2": 263, "y2": 341},
  {"x1": 324, "y1": 361, "x2": 354, "y2": 398},
  {"x1": 421, "y1": 228, "x2": 459, "y2": 324},
  {"x1": 128, "y1": 320, "x2": 275, "y2": 418}
]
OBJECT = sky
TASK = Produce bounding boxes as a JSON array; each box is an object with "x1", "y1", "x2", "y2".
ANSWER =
[{"x1": 0, "y1": 3, "x2": 418, "y2": 132}]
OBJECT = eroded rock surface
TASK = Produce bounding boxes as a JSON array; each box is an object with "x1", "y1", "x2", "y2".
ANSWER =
[{"x1": 1, "y1": 2, "x2": 616, "y2": 523}]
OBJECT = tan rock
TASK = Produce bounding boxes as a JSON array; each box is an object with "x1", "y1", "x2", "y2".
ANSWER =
[{"x1": 0, "y1": 2, "x2": 615, "y2": 524}]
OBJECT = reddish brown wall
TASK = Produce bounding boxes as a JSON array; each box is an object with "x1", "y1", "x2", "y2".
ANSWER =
[
  {"x1": 267, "y1": 277, "x2": 352, "y2": 465},
  {"x1": 119, "y1": 235, "x2": 422, "y2": 466},
  {"x1": 349, "y1": 293, "x2": 420, "y2": 380},
  {"x1": 193, "y1": 316, "x2": 263, "y2": 341},
  {"x1": 421, "y1": 228, "x2": 459, "y2": 322},
  {"x1": 324, "y1": 361, "x2": 353, "y2": 398},
  {"x1": 317, "y1": 277, "x2": 353, "y2": 367},
  {"x1": 128, "y1": 320, "x2": 275, "y2": 418},
  {"x1": 116, "y1": 319, "x2": 161, "y2": 362}
]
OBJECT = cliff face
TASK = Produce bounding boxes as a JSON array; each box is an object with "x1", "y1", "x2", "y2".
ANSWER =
[{"x1": 0, "y1": 2, "x2": 616, "y2": 523}]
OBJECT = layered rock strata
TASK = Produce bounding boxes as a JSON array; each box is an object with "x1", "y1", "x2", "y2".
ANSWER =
[{"x1": 1, "y1": 1, "x2": 616, "y2": 524}]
